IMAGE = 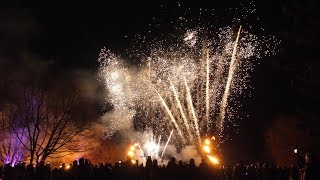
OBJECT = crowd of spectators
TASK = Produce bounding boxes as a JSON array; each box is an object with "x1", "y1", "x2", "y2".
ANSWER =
[{"x1": 0, "y1": 153, "x2": 318, "y2": 180}]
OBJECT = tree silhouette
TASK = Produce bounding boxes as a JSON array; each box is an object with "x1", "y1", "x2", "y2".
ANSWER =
[{"x1": 2, "y1": 85, "x2": 87, "y2": 164}]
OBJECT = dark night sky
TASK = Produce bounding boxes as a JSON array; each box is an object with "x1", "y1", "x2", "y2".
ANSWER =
[
  {"x1": 1, "y1": 0, "x2": 283, "y2": 67},
  {"x1": 1, "y1": 0, "x2": 320, "y2": 163}
]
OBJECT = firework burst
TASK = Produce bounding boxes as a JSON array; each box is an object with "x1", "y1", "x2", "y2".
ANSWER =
[{"x1": 98, "y1": 24, "x2": 277, "y2": 157}]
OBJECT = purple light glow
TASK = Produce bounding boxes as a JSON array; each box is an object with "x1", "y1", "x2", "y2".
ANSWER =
[{"x1": 1, "y1": 129, "x2": 27, "y2": 167}]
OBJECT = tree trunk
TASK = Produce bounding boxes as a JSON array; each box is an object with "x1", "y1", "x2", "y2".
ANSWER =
[
  {"x1": 29, "y1": 151, "x2": 34, "y2": 164},
  {"x1": 42, "y1": 153, "x2": 49, "y2": 162}
]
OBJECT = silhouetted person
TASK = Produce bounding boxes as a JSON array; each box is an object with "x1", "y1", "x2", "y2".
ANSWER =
[
  {"x1": 133, "y1": 160, "x2": 142, "y2": 180},
  {"x1": 15, "y1": 162, "x2": 26, "y2": 180},
  {"x1": 36, "y1": 160, "x2": 51, "y2": 180},
  {"x1": 2, "y1": 164, "x2": 12, "y2": 180},
  {"x1": 167, "y1": 157, "x2": 178, "y2": 168},
  {"x1": 199, "y1": 158, "x2": 210, "y2": 179},
  {"x1": 199, "y1": 158, "x2": 208, "y2": 169},
  {"x1": 52, "y1": 167, "x2": 62, "y2": 180},
  {"x1": 145, "y1": 156, "x2": 153, "y2": 180},
  {"x1": 95, "y1": 163, "x2": 107, "y2": 179},
  {"x1": 166, "y1": 157, "x2": 178, "y2": 179},
  {"x1": 69, "y1": 160, "x2": 78, "y2": 180},
  {"x1": 186, "y1": 159, "x2": 197, "y2": 180},
  {"x1": 26, "y1": 163, "x2": 35, "y2": 180},
  {"x1": 76, "y1": 158, "x2": 91, "y2": 180},
  {"x1": 151, "y1": 159, "x2": 160, "y2": 180},
  {"x1": 146, "y1": 156, "x2": 152, "y2": 168}
]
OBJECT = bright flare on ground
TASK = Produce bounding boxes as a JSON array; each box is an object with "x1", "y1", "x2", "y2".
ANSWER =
[{"x1": 207, "y1": 155, "x2": 220, "y2": 164}]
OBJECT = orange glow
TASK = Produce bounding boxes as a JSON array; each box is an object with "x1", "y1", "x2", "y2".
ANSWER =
[
  {"x1": 207, "y1": 155, "x2": 219, "y2": 164},
  {"x1": 127, "y1": 151, "x2": 134, "y2": 157},
  {"x1": 204, "y1": 139, "x2": 210, "y2": 145},
  {"x1": 202, "y1": 145, "x2": 211, "y2": 154}
]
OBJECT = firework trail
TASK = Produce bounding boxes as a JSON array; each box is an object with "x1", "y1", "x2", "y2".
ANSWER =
[
  {"x1": 218, "y1": 26, "x2": 242, "y2": 132},
  {"x1": 205, "y1": 48, "x2": 210, "y2": 132},
  {"x1": 169, "y1": 79, "x2": 193, "y2": 139},
  {"x1": 161, "y1": 130, "x2": 174, "y2": 158},
  {"x1": 155, "y1": 89, "x2": 185, "y2": 141},
  {"x1": 183, "y1": 75, "x2": 201, "y2": 144},
  {"x1": 156, "y1": 135, "x2": 161, "y2": 158}
]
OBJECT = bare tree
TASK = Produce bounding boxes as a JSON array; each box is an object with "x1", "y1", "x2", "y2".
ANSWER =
[
  {"x1": 4, "y1": 85, "x2": 87, "y2": 164},
  {"x1": 0, "y1": 105, "x2": 27, "y2": 166}
]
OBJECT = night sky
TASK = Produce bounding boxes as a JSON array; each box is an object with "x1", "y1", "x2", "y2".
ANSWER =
[
  {"x1": 1, "y1": 0, "x2": 284, "y2": 67},
  {"x1": 1, "y1": 0, "x2": 319, "y2": 164}
]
